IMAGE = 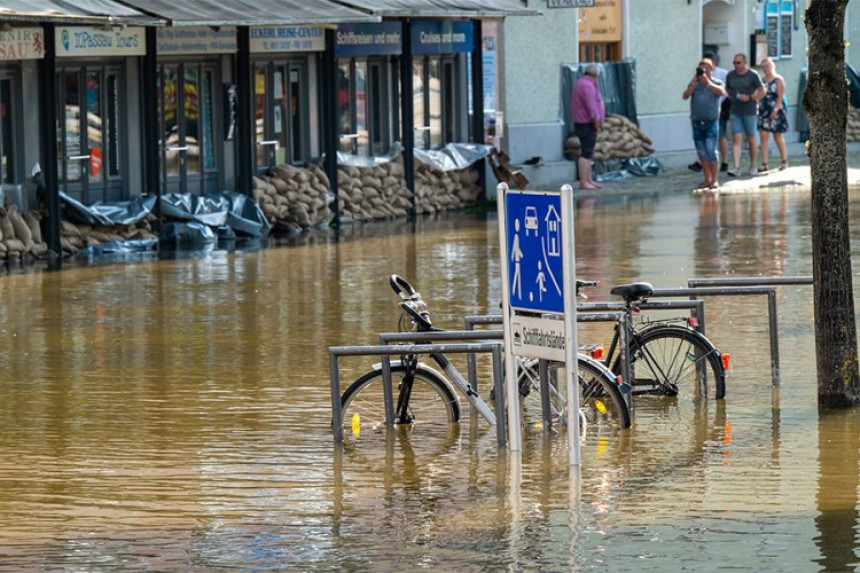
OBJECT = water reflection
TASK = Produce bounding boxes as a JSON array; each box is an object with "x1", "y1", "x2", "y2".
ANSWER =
[{"x1": 3, "y1": 190, "x2": 860, "y2": 568}]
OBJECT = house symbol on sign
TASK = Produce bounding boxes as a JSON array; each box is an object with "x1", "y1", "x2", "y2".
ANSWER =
[{"x1": 545, "y1": 204, "x2": 561, "y2": 257}]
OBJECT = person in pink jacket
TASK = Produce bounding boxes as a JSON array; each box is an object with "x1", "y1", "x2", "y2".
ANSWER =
[{"x1": 571, "y1": 64, "x2": 605, "y2": 190}]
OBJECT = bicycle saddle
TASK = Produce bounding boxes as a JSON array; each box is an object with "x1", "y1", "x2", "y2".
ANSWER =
[{"x1": 610, "y1": 282, "x2": 654, "y2": 301}]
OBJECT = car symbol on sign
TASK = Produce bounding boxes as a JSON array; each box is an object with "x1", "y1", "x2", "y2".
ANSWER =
[{"x1": 524, "y1": 206, "x2": 538, "y2": 236}]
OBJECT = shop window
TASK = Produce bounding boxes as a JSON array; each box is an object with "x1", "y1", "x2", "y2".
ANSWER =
[
  {"x1": 579, "y1": 43, "x2": 620, "y2": 63},
  {"x1": 0, "y1": 76, "x2": 16, "y2": 184}
]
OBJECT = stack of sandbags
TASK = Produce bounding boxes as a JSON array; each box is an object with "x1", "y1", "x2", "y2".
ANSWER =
[
  {"x1": 564, "y1": 113, "x2": 655, "y2": 161},
  {"x1": 414, "y1": 163, "x2": 482, "y2": 214},
  {"x1": 337, "y1": 161, "x2": 412, "y2": 222},
  {"x1": 847, "y1": 108, "x2": 860, "y2": 141},
  {"x1": 59, "y1": 217, "x2": 157, "y2": 255},
  {"x1": 0, "y1": 204, "x2": 49, "y2": 259},
  {"x1": 252, "y1": 163, "x2": 333, "y2": 229}
]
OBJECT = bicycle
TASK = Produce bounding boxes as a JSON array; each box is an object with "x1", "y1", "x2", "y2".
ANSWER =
[
  {"x1": 339, "y1": 275, "x2": 631, "y2": 436},
  {"x1": 595, "y1": 280, "x2": 728, "y2": 400}
]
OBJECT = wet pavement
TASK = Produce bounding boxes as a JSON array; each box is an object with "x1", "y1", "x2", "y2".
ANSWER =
[{"x1": 538, "y1": 146, "x2": 860, "y2": 198}]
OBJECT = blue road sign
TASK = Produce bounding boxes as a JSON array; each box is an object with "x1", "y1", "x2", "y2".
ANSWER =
[{"x1": 505, "y1": 191, "x2": 564, "y2": 313}]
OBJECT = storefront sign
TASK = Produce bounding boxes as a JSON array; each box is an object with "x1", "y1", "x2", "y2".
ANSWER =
[
  {"x1": 158, "y1": 26, "x2": 237, "y2": 55},
  {"x1": 56, "y1": 26, "x2": 146, "y2": 57},
  {"x1": 250, "y1": 25, "x2": 325, "y2": 53},
  {"x1": 335, "y1": 22, "x2": 402, "y2": 56},
  {"x1": 0, "y1": 28, "x2": 44, "y2": 61},
  {"x1": 578, "y1": 0, "x2": 621, "y2": 43},
  {"x1": 412, "y1": 21, "x2": 473, "y2": 55}
]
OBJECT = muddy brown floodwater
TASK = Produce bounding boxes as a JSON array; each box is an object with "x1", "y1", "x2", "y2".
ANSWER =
[{"x1": 1, "y1": 188, "x2": 859, "y2": 570}]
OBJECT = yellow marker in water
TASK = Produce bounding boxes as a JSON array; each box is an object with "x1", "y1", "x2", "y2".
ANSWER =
[
  {"x1": 594, "y1": 400, "x2": 607, "y2": 415},
  {"x1": 351, "y1": 413, "x2": 361, "y2": 436}
]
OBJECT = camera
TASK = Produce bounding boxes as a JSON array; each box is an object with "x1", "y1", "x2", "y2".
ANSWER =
[{"x1": 696, "y1": 67, "x2": 705, "y2": 77}]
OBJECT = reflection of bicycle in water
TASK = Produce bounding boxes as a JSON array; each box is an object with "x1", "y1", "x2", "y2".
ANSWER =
[{"x1": 338, "y1": 275, "x2": 631, "y2": 438}]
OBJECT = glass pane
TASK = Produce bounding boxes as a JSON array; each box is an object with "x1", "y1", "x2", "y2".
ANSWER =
[
  {"x1": 254, "y1": 65, "x2": 267, "y2": 167},
  {"x1": 355, "y1": 60, "x2": 368, "y2": 156},
  {"x1": 64, "y1": 72, "x2": 81, "y2": 183},
  {"x1": 428, "y1": 57, "x2": 442, "y2": 149},
  {"x1": 162, "y1": 66, "x2": 180, "y2": 177},
  {"x1": 273, "y1": 66, "x2": 286, "y2": 165},
  {"x1": 412, "y1": 60, "x2": 425, "y2": 148},
  {"x1": 202, "y1": 70, "x2": 215, "y2": 171},
  {"x1": 184, "y1": 66, "x2": 200, "y2": 173},
  {"x1": 0, "y1": 79, "x2": 12, "y2": 184},
  {"x1": 86, "y1": 71, "x2": 102, "y2": 183},
  {"x1": 338, "y1": 61, "x2": 353, "y2": 153},
  {"x1": 290, "y1": 67, "x2": 301, "y2": 163},
  {"x1": 107, "y1": 73, "x2": 120, "y2": 177}
]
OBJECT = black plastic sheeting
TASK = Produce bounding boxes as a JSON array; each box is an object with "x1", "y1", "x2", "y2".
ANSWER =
[
  {"x1": 593, "y1": 156, "x2": 663, "y2": 182},
  {"x1": 562, "y1": 59, "x2": 639, "y2": 133},
  {"x1": 61, "y1": 190, "x2": 272, "y2": 255},
  {"x1": 796, "y1": 63, "x2": 860, "y2": 143}
]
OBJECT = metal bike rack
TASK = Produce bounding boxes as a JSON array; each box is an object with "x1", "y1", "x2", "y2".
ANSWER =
[
  {"x1": 684, "y1": 276, "x2": 814, "y2": 387},
  {"x1": 329, "y1": 340, "x2": 505, "y2": 445},
  {"x1": 650, "y1": 285, "x2": 780, "y2": 385},
  {"x1": 463, "y1": 311, "x2": 633, "y2": 424}
]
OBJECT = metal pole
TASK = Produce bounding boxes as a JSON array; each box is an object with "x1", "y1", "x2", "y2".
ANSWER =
[
  {"x1": 330, "y1": 352, "x2": 343, "y2": 443},
  {"x1": 767, "y1": 289, "x2": 781, "y2": 385},
  {"x1": 381, "y1": 354, "x2": 395, "y2": 426},
  {"x1": 492, "y1": 344, "x2": 507, "y2": 447},
  {"x1": 561, "y1": 183, "x2": 580, "y2": 466},
  {"x1": 539, "y1": 359, "x2": 551, "y2": 429}
]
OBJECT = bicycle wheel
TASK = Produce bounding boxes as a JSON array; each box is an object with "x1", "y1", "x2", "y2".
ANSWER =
[
  {"x1": 516, "y1": 357, "x2": 631, "y2": 430},
  {"x1": 630, "y1": 325, "x2": 726, "y2": 400},
  {"x1": 340, "y1": 364, "x2": 460, "y2": 435},
  {"x1": 578, "y1": 358, "x2": 631, "y2": 430}
]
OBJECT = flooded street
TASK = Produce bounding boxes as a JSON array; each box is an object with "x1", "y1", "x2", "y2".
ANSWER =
[{"x1": 1, "y1": 188, "x2": 859, "y2": 570}]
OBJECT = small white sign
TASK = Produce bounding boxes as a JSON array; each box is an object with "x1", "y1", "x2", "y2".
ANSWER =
[
  {"x1": 510, "y1": 314, "x2": 566, "y2": 362},
  {"x1": 56, "y1": 26, "x2": 145, "y2": 57},
  {"x1": 0, "y1": 28, "x2": 44, "y2": 61}
]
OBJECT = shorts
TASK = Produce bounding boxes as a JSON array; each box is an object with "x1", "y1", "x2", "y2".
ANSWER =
[
  {"x1": 574, "y1": 123, "x2": 597, "y2": 159},
  {"x1": 691, "y1": 119, "x2": 719, "y2": 163},
  {"x1": 730, "y1": 113, "x2": 757, "y2": 137}
]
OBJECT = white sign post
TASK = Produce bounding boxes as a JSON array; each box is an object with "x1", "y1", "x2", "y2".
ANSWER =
[{"x1": 498, "y1": 183, "x2": 579, "y2": 464}]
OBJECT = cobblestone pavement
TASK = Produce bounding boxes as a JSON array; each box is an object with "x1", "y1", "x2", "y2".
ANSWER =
[{"x1": 536, "y1": 148, "x2": 860, "y2": 198}]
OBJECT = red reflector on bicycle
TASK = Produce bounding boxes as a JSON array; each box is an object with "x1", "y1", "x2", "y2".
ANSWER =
[
  {"x1": 689, "y1": 316, "x2": 699, "y2": 328},
  {"x1": 591, "y1": 346, "x2": 605, "y2": 360},
  {"x1": 721, "y1": 353, "x2": 731, "y2": 370}
]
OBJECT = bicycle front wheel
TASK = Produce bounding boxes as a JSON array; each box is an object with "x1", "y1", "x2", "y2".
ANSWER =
[
  {"x1": 340, "y1": 365, "x2": 460, "y2": 435},
  {"x1": 631, "y1": 325, "x2": 726, "y2": 400}
]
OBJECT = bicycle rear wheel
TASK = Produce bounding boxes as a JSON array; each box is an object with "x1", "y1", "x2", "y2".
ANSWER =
[
  {"x1": 630, "y1": 325, "x2": 726, "y2": 399},
  {"x1": 340, "y1": 364, "x2": 460, "y2": 435}
]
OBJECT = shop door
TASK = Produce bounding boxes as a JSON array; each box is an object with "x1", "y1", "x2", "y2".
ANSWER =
[
  {"x1": 0, "y1": 75, "x2": 16, "y2": 184},
  {"x1": 254, "y1": 58, "x2": 308, "y2": 173},
  {"x1": 159, "y1": 63, "x2": 220, "y2": 195},
  {"x1": 57, "y1": 67, "x2": 124, "y2": 203}
]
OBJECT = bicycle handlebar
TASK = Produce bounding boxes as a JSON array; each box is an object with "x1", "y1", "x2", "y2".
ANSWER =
[
  {"x1": 390, "y1": 274, "x2": 417, "y2": 300},
  {"x1": 390, "y1": 274, "x2": 433, "y2": 330}
]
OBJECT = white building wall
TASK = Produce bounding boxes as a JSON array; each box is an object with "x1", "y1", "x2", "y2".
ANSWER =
[{"x1": 497, "y1": 1, "x2": 579, "y2": 185}]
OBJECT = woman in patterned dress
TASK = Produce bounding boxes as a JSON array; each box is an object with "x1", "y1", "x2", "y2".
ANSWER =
[{"x1": 757, "y1": 57, "x2": 789, "y2": 172}]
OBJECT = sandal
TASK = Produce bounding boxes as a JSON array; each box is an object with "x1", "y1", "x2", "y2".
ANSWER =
[
  {"x1": 779, "y1": 160, "x2": 788, "y2": 171},
  {"x1": 758, "y1": 164, "x2": 769, "y2": 173}
]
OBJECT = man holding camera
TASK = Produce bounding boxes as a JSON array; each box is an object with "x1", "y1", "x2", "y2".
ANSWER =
[{"x1": 682, "y1": 58, "x2": 726, "y2": 190}]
